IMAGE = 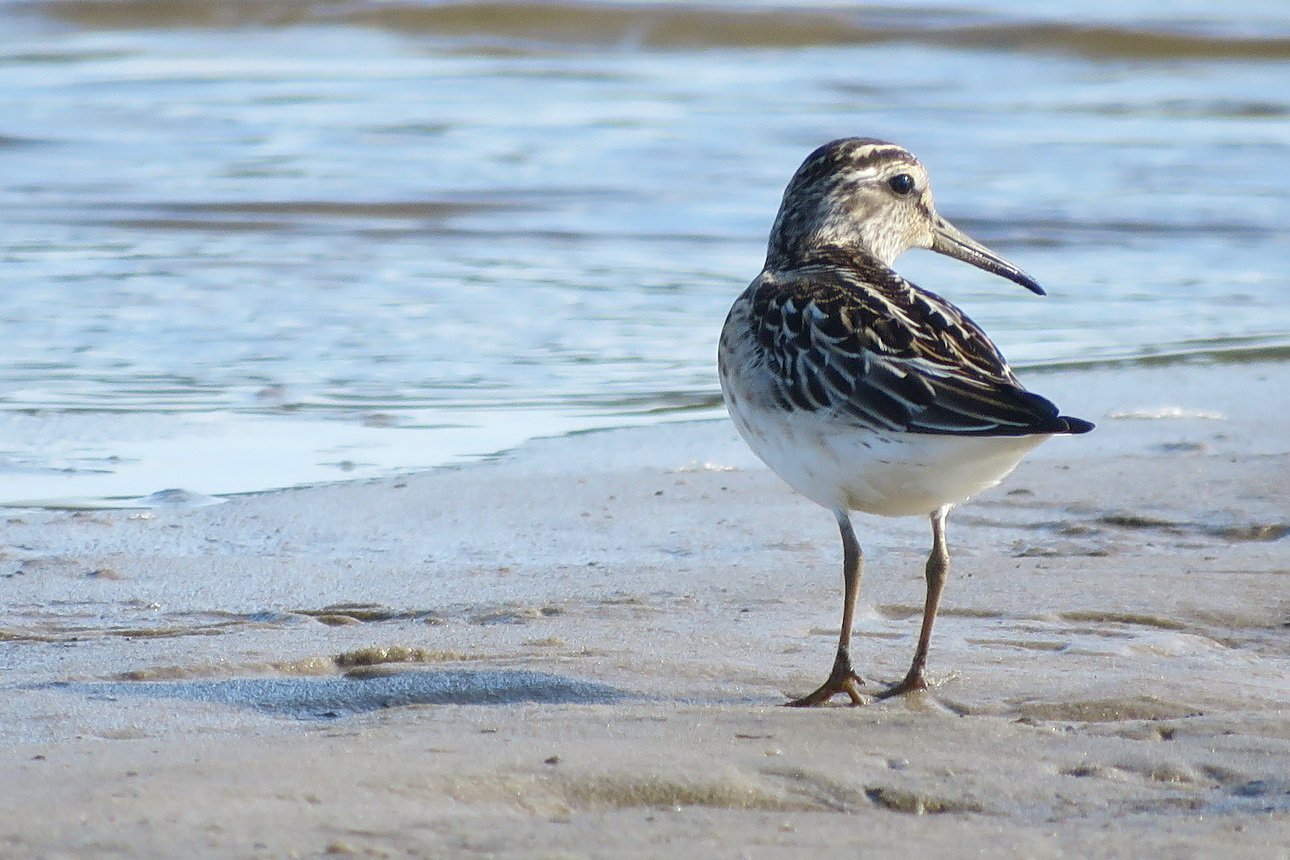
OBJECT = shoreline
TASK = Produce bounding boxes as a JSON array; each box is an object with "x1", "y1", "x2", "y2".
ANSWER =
[
  {"x1": 1, "y1": 358, "x2": 1287, "y2": 856},
  {"x1": 5, "y1": 341, "x2": 1289, "y2": 511}
]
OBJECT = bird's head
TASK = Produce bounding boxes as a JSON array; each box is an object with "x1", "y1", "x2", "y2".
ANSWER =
[{"x1": 766, "y1": 138, "x2": 1044, "y2": 295}]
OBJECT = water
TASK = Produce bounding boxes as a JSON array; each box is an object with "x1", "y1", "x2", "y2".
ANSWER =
[{"x1": 2, "y1": 1, "x2": 1288, "y2": 505}]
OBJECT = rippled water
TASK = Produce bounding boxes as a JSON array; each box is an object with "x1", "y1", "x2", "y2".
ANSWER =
[{"x1": 3, "y1": 1, "x2": 1288, "y2": 503}]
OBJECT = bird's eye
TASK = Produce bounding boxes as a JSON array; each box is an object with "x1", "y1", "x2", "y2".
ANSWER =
[{"x1": 887, "y1": 173, "x2": 916, "y2": 196}]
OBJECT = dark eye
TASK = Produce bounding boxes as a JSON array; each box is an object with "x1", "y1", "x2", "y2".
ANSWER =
[{"x1": 888, "y1": 173, "x2": 916, "y2": 196}]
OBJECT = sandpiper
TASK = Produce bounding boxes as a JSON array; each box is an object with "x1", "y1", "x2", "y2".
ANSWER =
[{"x1": 718, "y1": 138, "x2": 1092, "y2": 706}]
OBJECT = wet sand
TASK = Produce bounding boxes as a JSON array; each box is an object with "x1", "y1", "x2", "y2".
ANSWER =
[{"x1": 1, "y1": 360, "x2": 1287, "y2": 857}]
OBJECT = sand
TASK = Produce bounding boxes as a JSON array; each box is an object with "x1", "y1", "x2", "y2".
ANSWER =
[{"x1": 1, "y1": 360, "x2": 1287, "y2": 858}]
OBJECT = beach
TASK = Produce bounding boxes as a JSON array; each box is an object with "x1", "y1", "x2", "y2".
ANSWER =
[
  {"x1": 3, "y1": 0, "x2": 1289, "y2": 855},
  {"x1": 2, "y1": 359, "x2": 1286, "y2": 857}
]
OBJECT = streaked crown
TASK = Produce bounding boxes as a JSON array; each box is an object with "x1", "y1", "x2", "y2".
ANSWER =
[{"x1": 766, "y1": 138, "x2": 936, "y2": 268}]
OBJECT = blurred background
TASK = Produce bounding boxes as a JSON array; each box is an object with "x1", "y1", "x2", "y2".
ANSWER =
[{"x1": 2, "y1": 0, "x2": 1287, "y2": 505}]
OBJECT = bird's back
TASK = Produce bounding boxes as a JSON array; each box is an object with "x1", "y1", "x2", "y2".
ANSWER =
[{"x1": 721, "y1": 251, "x2": 1093, "y2": 441}]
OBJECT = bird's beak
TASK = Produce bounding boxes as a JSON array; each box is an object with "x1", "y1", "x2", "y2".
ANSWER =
[{"x1": 929, "y1": 215, "x2": 1045, "y2": 296}]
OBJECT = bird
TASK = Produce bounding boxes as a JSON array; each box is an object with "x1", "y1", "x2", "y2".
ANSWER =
[{"x1": 718, "y1": 138, "x2": 1093, "y2": 706}]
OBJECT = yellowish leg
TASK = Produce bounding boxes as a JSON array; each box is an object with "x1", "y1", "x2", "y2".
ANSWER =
[
  {"x1": 787, "y1": 510, "x2": 865, "y2": 707},
  {"x1": 877, "y1": 505, "x2": 951, "y2": 699}
]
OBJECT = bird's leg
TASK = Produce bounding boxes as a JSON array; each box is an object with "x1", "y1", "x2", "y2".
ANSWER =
[
  {"x1": 878, "y1": 505, "x2": 950, "y2": 699},
  {"x1": 787, "y1": 510, "x2": 866, "y2": 707}
]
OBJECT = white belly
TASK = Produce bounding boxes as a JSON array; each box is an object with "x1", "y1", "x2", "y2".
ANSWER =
[{"x1": 723, "y1": 381, "x2": 1048, "y2": 517}]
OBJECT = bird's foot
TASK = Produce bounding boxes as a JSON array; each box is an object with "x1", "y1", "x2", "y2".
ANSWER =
[
  {"x1": 874, "y1": 669, "x2": 928, "y2": 701},
  {"x1": 785, "y1": 649, "x2": 866, "y2": 707}
]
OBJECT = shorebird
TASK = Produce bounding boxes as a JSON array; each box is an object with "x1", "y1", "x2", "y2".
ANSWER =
[{"x1": 718, "y1": 139, "x2": 1093, "y2": 706}]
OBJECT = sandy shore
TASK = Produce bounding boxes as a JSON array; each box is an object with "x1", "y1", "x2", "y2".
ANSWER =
[{"x1": 1, "y1": 360, "x2": 1287, "y2": 858}]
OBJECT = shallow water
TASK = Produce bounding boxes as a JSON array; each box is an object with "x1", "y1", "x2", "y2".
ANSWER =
[{"x1": 3, "y1": 0, "x2": 1288, "y2": 503}]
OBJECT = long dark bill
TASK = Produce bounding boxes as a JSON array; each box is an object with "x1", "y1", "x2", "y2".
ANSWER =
[{"x1": 930, "y1": 215, "x2": 1045, "y2": 296}]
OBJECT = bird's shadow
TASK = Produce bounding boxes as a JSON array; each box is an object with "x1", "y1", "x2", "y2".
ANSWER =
[{"x1": 42, "y1": 669, "x2": 627, "y2": 720}]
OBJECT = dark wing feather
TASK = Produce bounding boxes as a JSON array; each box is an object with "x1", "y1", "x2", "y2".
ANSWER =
[{"x1": 747, "y1": 262, "x2": 1093, "y2": 437}]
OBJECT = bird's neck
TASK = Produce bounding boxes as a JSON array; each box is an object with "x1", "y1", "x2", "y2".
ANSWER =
[{"x1": 764, "y1": 241, "x2": 896, "y2": 276}]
